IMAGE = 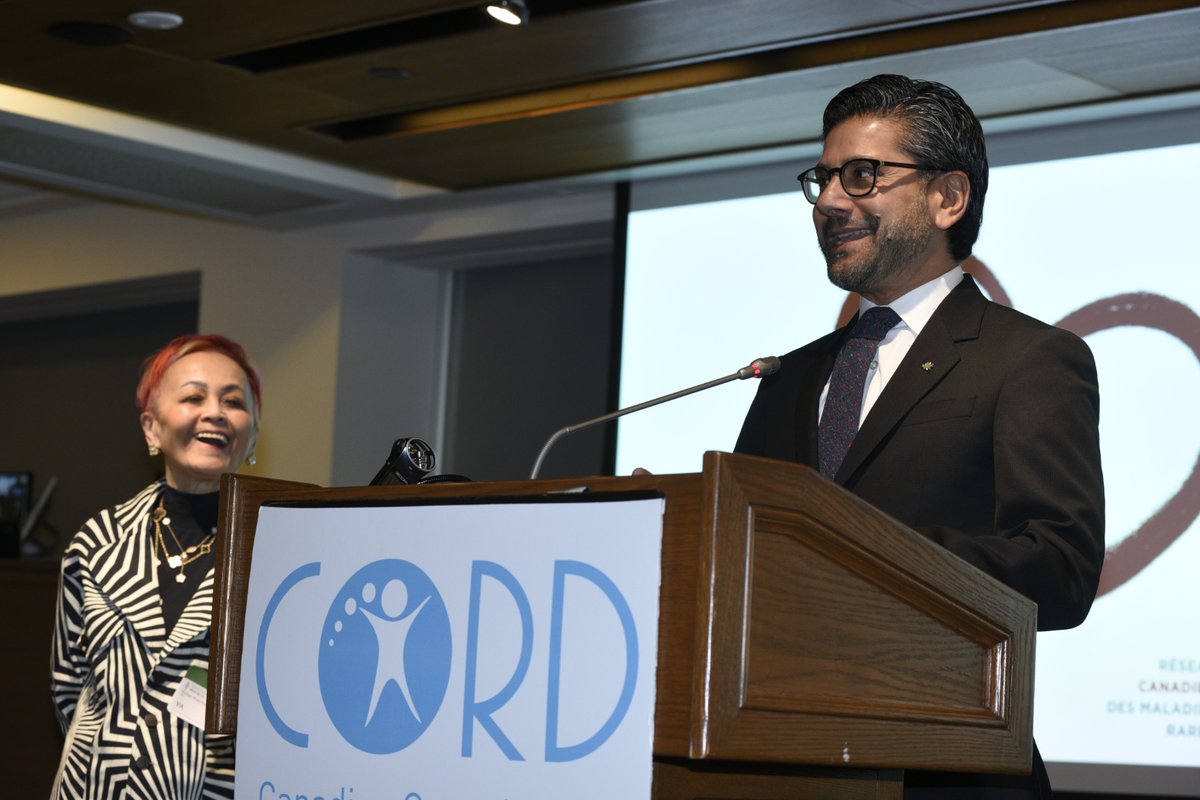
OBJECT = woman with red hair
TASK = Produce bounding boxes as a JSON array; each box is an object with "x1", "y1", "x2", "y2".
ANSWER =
[{"x1": 51, "y1": 334, "x2": 262, "y2": 799}]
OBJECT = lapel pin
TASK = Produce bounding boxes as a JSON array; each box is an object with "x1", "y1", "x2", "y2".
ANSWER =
[{"x1": 921, "y1": 361, "x2": 934, "y2": 372}]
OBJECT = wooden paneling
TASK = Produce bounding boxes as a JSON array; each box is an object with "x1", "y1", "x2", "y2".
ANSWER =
[
  {"x1": 1, "y1": 0, "x2": 1198, "y2": 191},
  {"x1": 693, "y1": 453, "x2": 1034, "y2": 773},
  {"x1": 0, "y1": 559, "x2": 63, "y2": 795}
]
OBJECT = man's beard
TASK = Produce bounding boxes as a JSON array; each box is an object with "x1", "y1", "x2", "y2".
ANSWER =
[{"x1": 820, "y1": 198, "x2": 934, "y2": 296}]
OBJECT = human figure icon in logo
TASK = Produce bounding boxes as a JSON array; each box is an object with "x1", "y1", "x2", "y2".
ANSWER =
[{"x1": 360, "y1": 578, "x2": 432, "y2": 725}]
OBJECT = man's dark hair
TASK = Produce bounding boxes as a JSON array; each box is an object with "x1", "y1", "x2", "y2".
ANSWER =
[{"x1": 822, "y1": 74, "x2": 988, "y2": 263}]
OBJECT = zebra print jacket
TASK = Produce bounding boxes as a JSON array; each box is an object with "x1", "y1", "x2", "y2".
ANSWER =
[{"x1": 51, "y1": 480, "x2": 235, "y2": 799}]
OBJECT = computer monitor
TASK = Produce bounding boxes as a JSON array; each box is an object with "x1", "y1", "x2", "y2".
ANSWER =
[{"x1": 0, "y1": 471, "x2": 32, "y2": 558}]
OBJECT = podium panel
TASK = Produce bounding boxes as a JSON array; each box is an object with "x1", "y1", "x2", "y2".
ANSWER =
[
  {"x1": 232, "y1": 497, "x2": 666, "y2": 798},
  {"x1": 694, "y1": 452, "x2": 1033, "y2": 772}
]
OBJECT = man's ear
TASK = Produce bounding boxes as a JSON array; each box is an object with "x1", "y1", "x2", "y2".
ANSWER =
[{"x1": 930, "y1": 171, "x2": 970, "y2": 231}]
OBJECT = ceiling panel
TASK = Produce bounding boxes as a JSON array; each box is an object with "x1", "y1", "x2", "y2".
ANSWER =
[{"x1": 0, "y1": 0, "x2": 1197, "y2": 221}]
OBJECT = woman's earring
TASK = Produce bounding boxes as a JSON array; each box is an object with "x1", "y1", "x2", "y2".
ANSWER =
[
  {"x1": 247, "y1": 453, "x2": 257, "y2": 466},
  {"x1": 148, "y1": 445, "x2": 160, "y2": 457}
]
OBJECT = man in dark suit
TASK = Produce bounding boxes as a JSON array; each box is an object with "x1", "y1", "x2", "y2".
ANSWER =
[{"x1": 735, "y1": 74, "x2": 1105, "y2": 798}]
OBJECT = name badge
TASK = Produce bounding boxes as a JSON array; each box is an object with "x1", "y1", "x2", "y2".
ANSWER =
[{"x1": 168, "y1": 665, "x2": 208, "y2": 730}]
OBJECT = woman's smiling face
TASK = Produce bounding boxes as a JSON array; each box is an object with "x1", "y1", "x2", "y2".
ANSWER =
[{"x1": 141, "y1": 350, "x2": 257, "y2": 493}]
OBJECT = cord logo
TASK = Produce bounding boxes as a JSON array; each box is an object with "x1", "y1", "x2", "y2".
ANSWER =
[
  {"x1": 255, "y1": 558, "x2": 639, "y2": 761},
  {"x1": 256, "y1": 559, "x2": 452, "y2": 754}
]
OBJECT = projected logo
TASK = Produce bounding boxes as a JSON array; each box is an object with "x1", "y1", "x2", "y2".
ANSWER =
[
  {"x1": 318, "y1": 560, "x2": 452, "y2": 754},
  {"x1": 837, "y1": 256, "x2": 1200, "y2": 596},
  {"x1": 1057, "y1": 290, "x2": 1200, "y2": 596}
]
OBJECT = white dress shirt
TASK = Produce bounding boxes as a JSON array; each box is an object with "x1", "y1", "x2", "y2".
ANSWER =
[{"x1": 819, "y1": 265, "x2": 965, "y2": 426}]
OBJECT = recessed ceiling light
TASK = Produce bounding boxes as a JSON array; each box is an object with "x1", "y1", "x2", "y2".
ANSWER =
[
  {"x1": 485, "y1": 0, "x2": 529, "y2": 26},
  {"x1": 127, "y1": 11, "x2": 184, "y2": 30}
]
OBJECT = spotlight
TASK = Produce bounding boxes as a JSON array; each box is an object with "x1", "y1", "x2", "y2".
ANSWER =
[{"x1": 485, "y1": 0, "x2": 529, "y2": 26}]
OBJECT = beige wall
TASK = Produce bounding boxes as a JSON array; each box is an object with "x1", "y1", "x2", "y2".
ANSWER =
[
  {"x1": 0, "y1": 200, "x2": 345, "y2": 486},
  {"x1": 0, "y1": 186, "x2": 615, "y2": 486}
]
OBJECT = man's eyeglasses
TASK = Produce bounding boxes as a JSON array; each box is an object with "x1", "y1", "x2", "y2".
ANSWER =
[{"x1": 797, "y1": 158, "x2": 943, "y2": 204}]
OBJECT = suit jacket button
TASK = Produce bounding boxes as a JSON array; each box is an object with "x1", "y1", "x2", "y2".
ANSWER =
[
  {"x1": 134, "y1": 755, "x2": 150, "y2": 769},
  {"x1": 143, "y1": 714, "x2": 158, "y2": 727}
]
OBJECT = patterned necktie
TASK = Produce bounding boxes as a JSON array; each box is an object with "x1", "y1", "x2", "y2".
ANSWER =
[{"x1": 818, "y1": 306, "x2": 902, "y2": 479}]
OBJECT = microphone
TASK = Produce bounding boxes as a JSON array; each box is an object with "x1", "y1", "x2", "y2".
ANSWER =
[{"x1": 529, "y1": 356, "x2": 781, "y2": 479}]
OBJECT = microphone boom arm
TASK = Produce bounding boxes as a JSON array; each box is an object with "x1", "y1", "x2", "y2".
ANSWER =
[{"x1": 529, "y1": 356, "x2": 779, "y2": 479}]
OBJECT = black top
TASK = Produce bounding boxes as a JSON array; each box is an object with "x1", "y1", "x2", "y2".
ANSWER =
[{"x1": 156, "y1": 486, "x2": 218, "y2": 635}]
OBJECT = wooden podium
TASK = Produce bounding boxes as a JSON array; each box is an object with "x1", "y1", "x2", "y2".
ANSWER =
[{"x1": 208, "y1": 451, "x2": 1034, "y2": 799}]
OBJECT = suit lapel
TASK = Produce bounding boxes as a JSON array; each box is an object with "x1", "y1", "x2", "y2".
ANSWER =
[
  {"x1": 834, "y1": 277, "x2": 987, "y2": 482},
  {"x1": 92, "y1": 485, "x2": 169, "y2": 656}
]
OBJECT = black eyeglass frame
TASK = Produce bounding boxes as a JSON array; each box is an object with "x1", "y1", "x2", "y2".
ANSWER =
[{"x1": 797, "y1": 158, "x2": 945, "y2": 204}]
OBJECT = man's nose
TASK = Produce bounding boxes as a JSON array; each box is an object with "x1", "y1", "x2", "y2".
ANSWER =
[{"x1": 815, "y1": 172, "x2": 854, "y2": 214}]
